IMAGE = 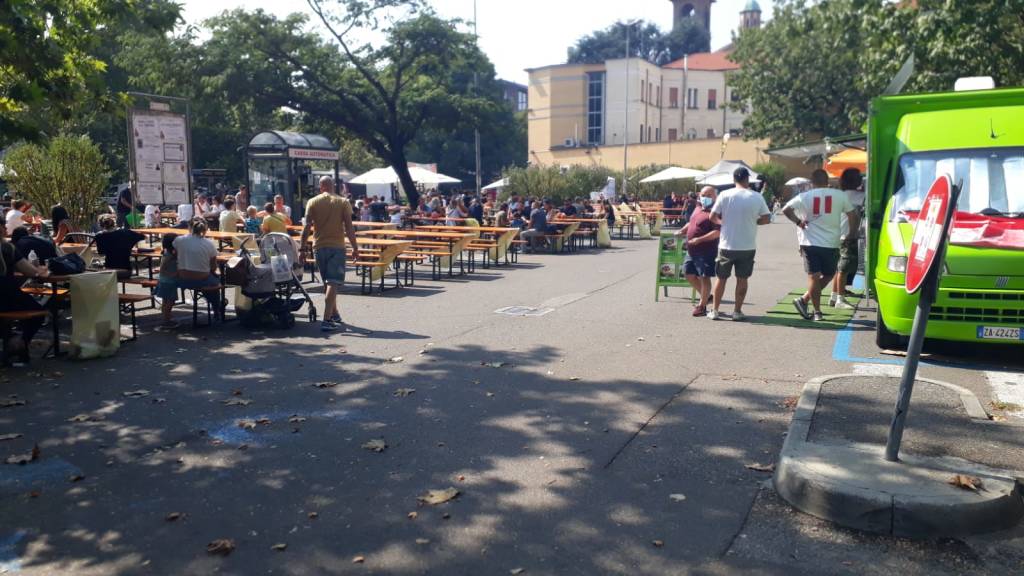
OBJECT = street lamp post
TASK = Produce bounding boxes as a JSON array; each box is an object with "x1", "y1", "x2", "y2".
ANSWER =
[
  {"x1": 473, "y1": 0, "x2": 482, "y2": 196},
  {"x1": 621, "y1": 20, "x2": 638, "y2": 201}
]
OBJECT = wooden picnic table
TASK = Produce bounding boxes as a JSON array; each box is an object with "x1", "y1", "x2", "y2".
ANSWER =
[
  {"x1": 17, "y1": 273, "x2": 75, "y2": 357},
  {"x1": 357, "y1": 229, "x2": 474, "y2": 276},
  {"x1": 141, "y1": 227, "x2": 256, "y2": 249},
  {"x1": 550, "y1": 218, "x2": 611, "y2": 247},
  {"x1": 415, "y1": 225, "x2": 520, "y2": 261}
]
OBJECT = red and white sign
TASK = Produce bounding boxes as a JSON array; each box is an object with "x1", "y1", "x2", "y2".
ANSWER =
[
  {"x1": 906, "y1": 174, "x2": 953, "y2": 294},
  {"x1": 288, "y1": 148, "x2": 339, "y2": 160}
]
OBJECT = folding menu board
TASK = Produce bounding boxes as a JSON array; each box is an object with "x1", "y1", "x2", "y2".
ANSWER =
[{"x1": 655, "y1": 231, "x2": 694, "y2": 301}]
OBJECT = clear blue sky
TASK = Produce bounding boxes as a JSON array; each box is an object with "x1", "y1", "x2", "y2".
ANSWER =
[{"x1": 179, "y1": 0, "x2": 771, "y2": 84}]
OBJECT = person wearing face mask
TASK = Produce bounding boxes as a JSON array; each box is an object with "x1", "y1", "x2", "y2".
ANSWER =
[{"x1": 676, "y1": 186, "x2": 720, "y2": 317}]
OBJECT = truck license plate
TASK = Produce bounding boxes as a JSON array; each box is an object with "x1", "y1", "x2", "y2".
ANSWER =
[{"x1": 976, "y1": 326, "x2": 1023, "y2": 341}]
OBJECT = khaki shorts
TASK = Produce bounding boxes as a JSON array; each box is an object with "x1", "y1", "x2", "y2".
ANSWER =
[{"x1": 716, "y1": 249, "x2": 756, "y2": 279}]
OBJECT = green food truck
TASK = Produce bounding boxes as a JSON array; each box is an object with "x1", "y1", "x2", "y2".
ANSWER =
[{"x1": 867, "y1": 80, "x2": 1024, "y2": 348}]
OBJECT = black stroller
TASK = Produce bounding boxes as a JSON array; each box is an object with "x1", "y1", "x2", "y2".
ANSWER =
[{"x1": 226, "y1": 233, "x2": 317, "y2": 329}]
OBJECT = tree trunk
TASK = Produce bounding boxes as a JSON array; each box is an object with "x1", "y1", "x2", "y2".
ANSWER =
[{"x1": 391, "y1": 152, "x2": 420, "y2": 207}]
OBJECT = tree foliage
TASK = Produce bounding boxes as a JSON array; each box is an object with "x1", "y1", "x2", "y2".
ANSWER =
[
  {"x1": 730, "y1": 0, "x2": 1024, "y2": 145},
  {"x1": 4, "y1": 135, "x2": 109, "y2": 228},
  {"x1": 202, "y1": 1, "x2": 503, "y2": 206},
  {"x1": 0, "y1": 0, "x2": 180, "y2": 146},
  {"x1": 501, "y1": 164, "x2": 684, "y2": 203},
  {"x1": 567, "y1": 20, "x2": 709, "y2": 65}
]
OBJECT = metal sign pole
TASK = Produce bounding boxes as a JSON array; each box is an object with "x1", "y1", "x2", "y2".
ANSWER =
[{"x1": 885, "y1": 183, "x2": 960, "y2": 462}]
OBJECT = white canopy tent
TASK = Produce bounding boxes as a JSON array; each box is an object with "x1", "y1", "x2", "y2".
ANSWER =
[
  {"x1": 482, "y1": 177, "x2": 508, "y2": 191},
  {"x1": 639, "y1": 166, "x2": 707, "y2": 183},
  {"x1": 350, "y1": 166, "x2": 461, "y2": 186},
  {"x1": 697, "y1": 160, "x2": 761, "y2": 187},
  {"x1": 785, "y1": 177, "x2": 811, "y2": 186}
]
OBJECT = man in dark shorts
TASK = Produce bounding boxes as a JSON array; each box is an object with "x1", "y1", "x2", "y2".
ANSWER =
[
  {"x1": 710, "y1": 168, "x2": 772, "y2": 321},
  {"x1": 783, "y1": 169, "x2": 859, "y2": 321},
  {"x1": 676, "y1": 186, "x2": 720, "y2": 316}
]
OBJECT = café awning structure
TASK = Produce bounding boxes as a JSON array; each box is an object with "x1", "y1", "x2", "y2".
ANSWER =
[
  {"x1": 482, "y1": 177, "x2": 508, "y2": 191},
  {"x1": 639, "y1": 166, "x2": 706, "y2": 183},
  {"x1": 350, "y1": 166, "x2": 461, "y2": 186},
  {"x1": 826, "y1": 148, "x2": 868, "y2": 178},
  {"x1": 698, "y1": 160, "x2": 761, "y2": 187}
]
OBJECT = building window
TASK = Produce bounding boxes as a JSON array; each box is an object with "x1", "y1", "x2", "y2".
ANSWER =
[
  {"x1": 647, "y1": 83, "x2": 652, "y2": 104},
  {"x1": 707, "y1": 128, "x2": 716, "y2": 139},
  {"x1": 708, "y1": 89, "x2": 717, "y2": 110},
  {"x1": 648, "y1": 126, "x2": 652, "y2": 142},
  {"x1": 730, "y1": 89, "x2": 741, "y2": 103},
  {"x1": 655, "y1": 127, "x2": 660, "y2": 142},
  {"x1": 517, "y1": 91, "x2": 527, "y2": 111},
  {"x1": 640, "y1": 80, "x2": 645, "y2": 103},
  {"x1": 687, "y1": 127, "x2": 697, "y2": 140},
  {"x1": 669, "y1": 87, "x2": 679, "y2": 108},
  {"x1": 687, "y1": 88, "x2": 699, "y2": 109},
  {"x1": 656, "y1": 86, "x2": 661, "y2": 107},
  {"x1": 586, "y1": 72, "x2": 604, "y2": 145},
  {"x1": 668, "y1": 128, "x2": 678, "y2": 141},
  {"x1": 640, "y1": 124, "x2": 644, "y2": 143}
]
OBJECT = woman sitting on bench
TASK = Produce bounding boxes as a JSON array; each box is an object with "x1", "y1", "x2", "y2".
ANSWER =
[
  {"x1": 173, "y1": 218, "x2": 221, "y2": 308},
  {"x1": 1, "y1": 225, "x2": 49, "y2": 363}
]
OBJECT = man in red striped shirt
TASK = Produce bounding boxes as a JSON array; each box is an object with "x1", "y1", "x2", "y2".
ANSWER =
[{"x1": 783, "y1": 169, "x2": 859, "y2": 321}]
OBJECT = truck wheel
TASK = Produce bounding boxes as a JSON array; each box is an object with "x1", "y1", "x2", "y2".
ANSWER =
[{"x1": 875, "y1": 309, "x2": 905, "y2": 350}]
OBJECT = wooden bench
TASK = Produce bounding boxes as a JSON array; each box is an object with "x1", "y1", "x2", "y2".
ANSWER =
[
  {"x1": 118, "y1": 294, "x2": 151, "y2": 341},
  {"x1": 352, "y1": 260, "x2": 399, "y2": 295},
  {"x1": 0, "y1": 310, "x2": 50, "y2": 365},
  {"x1": 187, "y1": 286, "x2": 226, "y2": 327}
]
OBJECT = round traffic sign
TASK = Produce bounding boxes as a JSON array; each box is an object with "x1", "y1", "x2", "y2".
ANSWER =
[{"x1": 905, "y1": 174, "x2": 953, "y2": 294}]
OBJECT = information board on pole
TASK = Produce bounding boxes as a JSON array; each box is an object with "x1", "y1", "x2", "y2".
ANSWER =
[
  {"x1": 654, "y1": 231, "x2": 692, "y2": 301},
  {"x1": 127, "y1": 96, "x2": 191, "y2": 207}
]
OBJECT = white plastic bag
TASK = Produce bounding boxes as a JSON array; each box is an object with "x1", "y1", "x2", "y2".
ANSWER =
[{"x1": 69, "y1": 271, "x2": 120, "y2": 359}]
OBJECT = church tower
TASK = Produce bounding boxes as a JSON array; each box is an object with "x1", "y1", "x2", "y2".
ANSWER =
[
  {"x1": 670, "y1": 0, "x2": 714, "y2": 36},
  {"x1": 740, "y1": 0, "x2": 762, "y2": 30}
]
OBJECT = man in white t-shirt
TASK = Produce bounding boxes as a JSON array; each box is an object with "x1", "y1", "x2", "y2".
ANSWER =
[
  {"x1": 709, "y1": 167, "x2": 771, "y2": 321},
  {"x1": 831, "y1": 168, "x2": 866, "y2": 309},
  {"x1": 783, "y1": 169, "x2": 859, "y2": 321}
]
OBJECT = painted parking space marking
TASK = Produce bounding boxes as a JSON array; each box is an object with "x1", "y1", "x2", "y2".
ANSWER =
[
  {"x1": 852, "y1": 363, "x2": 903, "y2": 377},
  {"x1": 0, "y1": 458, "x2": 81, "y2": 498},
  {"x1": 0, "y1": 531, "x2": 26, "y2": 573}
]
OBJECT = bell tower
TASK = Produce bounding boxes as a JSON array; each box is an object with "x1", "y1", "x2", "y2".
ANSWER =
[
  {"x1": 671, "y1": 0, "x2": 715, "y2": 35},
  {"x1": 740, "y1": 0, "x2": 762, "y2": 30}
]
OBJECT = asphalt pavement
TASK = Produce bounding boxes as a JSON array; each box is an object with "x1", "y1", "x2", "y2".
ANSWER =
[{"x1": 1, "y1": 219, "x2": 1023, "y2": 575}]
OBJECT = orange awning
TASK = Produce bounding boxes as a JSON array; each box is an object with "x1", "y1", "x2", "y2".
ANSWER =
[{"x1": 826, "y1": 148, "x2": 867, "y2": 178}]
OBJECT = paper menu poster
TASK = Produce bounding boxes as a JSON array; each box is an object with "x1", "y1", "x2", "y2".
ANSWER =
[
  {"x1": 138, "y1": 161, "x2": 162, "y2": 183},
  {"x1": 158, "y1": 116, "x2": 186, "y2": 143},
  {"x1": 163, "y1": 162, "x2": 188, "y2": 185},
  {"x1": 164, "y1": 185, "x2": 188, "y2": 205},
  {"x1": 163, "y1": 143, "x2": 185, "y2": 162},
  {"x1": 137, "y1": 182, "x2": 163, "y2": 205}
]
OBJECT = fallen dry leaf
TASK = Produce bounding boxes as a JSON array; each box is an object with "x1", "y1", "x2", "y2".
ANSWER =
[
  {"x1": 0, "y1": 399, "x2": 26, "y2": 408},
  {"x1": 5, "y1": 444, "x2": 39, "y2": 465},
  {"x1": 417, "y1": 487, "x2": 460, "y2": 506},
  {"x1": 393, "y1": 388, "x2": 416, "y2": 397},
  {"x1": 165, "y1": 512, "x2": 183, "y2": 522},
  {"x1": 122, "y1": 389, "x2": 150, "y2": 398},
  {"x1": 362, "y1": 439, "x2": 387, "y2": 453},
  {"x1": 415, "y1": 538, "x2": 430, "y2": 545},
  {"x1": 68, "y1": 413, "x2": 104, "y2": 423},
  {"x1": 0, "y1": 433, "x2": 23, "y2": 441},
  {"x1": 352, "y1": 555, "x2": 365, "y2": 564},
  {"x1": 237, "y1": 420, "x2": 257, "y2": 430},
  {"x1": 779, "y1": 397, "x2": 799, "y2": 410},
  {"x1": 308, "y1": 511, "x2": 319, "y2": 519},
  {"x1": 206, "y1": 539, "x2": 235, "y2": 555},
  {"x1": 569, "y1": 377, "x2": 580, "y2": 381},
  {"x1": 222, "y1": 398, "x2": 251, "y2": 406},
  {"x1": 271, "y1": 543, "x2": 287, "y2": 551},
  {"x1": 669, "y1": 493, "x2": 687, "y2": 502},
  {"x1": 388, "y1": 356, "x2": 404, "y2": 363},
  {"x1": 231, "y1": 388, "x2": 243, "y2": 396},
  {"x1": 313, "y1": 382, "x2": 338, "y2": 389},
  {"x1": 745, "y1": 462, "x2": 775, "y2": 473},
  {"x1": 481, "y1": 361, "x2": 509, "y2": 368},
  {"x1": 230, "y1": 369, "x2": 242, "y2": 374},
  {"x1": 948, "y1": 474, "x2": 983, "y2": 492},
  {"x1": 510, "y1": 569, "x2": 525, "y2": 576},
  {"x1": 68, "y1": 474, "x2": 85, "y2": 483},
  {"x1": 255, "y1": 417, "x2": 271, "y2": 425},
  {"x1": 407, "y1": 511, "x2": 418, "y2": 520},
  {"x1": 288, "y1": 415, "x2": 307, "y2": 423},
  {"x1": 652, "y1": 540, "x2": 664, "y2": 548}
]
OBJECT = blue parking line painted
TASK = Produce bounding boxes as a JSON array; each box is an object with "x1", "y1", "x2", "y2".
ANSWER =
[
  {"x1": 832, "y1": 275, "x2": 904, "y2": 366},
  {"x1": 204, "y1": 407, "x2": 363, "y2": 447},
  {"x1": 0, "y1": 530, "x2": 26, "y2": 573}
]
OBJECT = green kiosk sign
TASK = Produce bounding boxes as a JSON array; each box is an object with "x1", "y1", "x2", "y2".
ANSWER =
[{"x1": 655, "y1": 231, "x2": 695, "y2": 301}]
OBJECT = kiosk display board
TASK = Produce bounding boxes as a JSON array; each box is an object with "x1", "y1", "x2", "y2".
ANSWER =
[
  {"x1": 127, "y1": 96, "x2": 192, "y2": 207},
  {"x1": 655, "y1": 231, "x2": 693, "y2": 301}
]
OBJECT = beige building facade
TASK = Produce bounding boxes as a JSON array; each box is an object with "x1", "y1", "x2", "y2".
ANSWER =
[{"x1": 525, "y1": 0, "x2": 766, "y2": 171}]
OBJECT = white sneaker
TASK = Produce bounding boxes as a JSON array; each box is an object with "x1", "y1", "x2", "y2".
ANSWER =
[
  {"x1": 834, "y1": 297, "x2": 855, "y2": 310},
  {"x1": 828, "y1": 293, "x2": 838, "y2": 308},
  {"x1": 708, "y1": 310, "x2": 720, "y2": 321},
  {"x1": 732, "y1": 310, "x2": 747, "y2": 322}
]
